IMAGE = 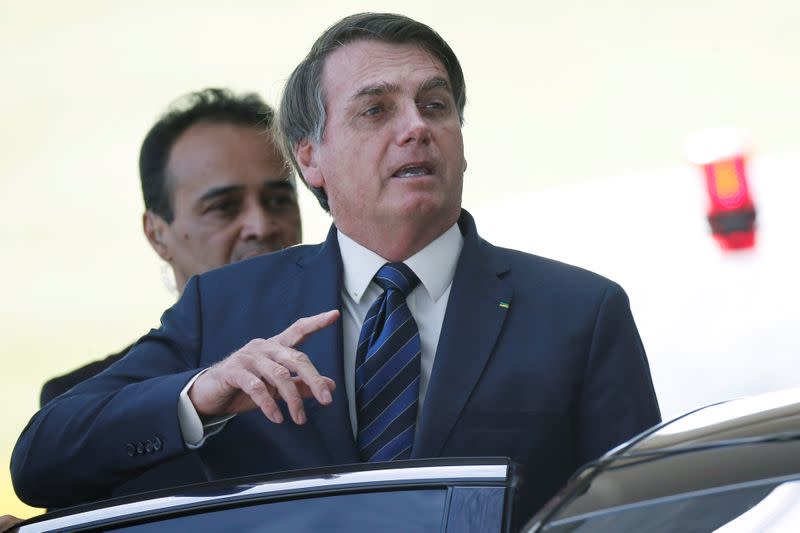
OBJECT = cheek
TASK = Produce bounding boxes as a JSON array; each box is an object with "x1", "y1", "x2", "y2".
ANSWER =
[
  {"x1": 445, "y1": 128, "x2": 465, "y2": 163},
  {"x1": 198, "y1": 229, "x2": 238, "y2": 261},
  {"x1": 276, "y1": 214, "x2": 302, "y2": 239},
  {"x1": 164, "y1": 222, "x2": 195, "y2": 255},
  {"x1": 330, "y1": 133, "x2": 384, "y2": 175},
  {"x1": 319, "y1": 134, "x2": 387, "y2": 212}
]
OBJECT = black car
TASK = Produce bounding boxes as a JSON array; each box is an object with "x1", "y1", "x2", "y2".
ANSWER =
[
  {"x1": 15, "y1": 387, "x2": 800, "y2": 532},
  {"x1": 15, "y1": 458, "x2": 516, "y2": 532},
  {"x1": 525, "y1": 386, "x2": 800, "y2": 532}
]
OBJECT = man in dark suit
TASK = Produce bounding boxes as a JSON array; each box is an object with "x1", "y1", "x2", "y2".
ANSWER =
[
  {"x1": 12, "y1": 14, "x2": 660, "y2": 527},
  {"x1": 39, "y1": 88, "x2": 303, "y2": 406}
]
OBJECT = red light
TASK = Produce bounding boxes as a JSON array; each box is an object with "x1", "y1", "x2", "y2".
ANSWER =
[
  {"x1": 703, "y1": 157, "x2": 750, "y2": 210},
  {"x1": 687, "y1": 129, "x2": 757, "y2": 251}
]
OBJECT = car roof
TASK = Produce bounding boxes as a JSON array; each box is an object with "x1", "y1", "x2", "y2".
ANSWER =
[
  {"x1": 527, "y1": 387, "x2": 800, "y2": 528},
  {"x1": 624, "y1": 386, "x2": 800, "y2": 456}
]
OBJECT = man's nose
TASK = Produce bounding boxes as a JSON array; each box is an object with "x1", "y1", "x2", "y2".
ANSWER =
[
  {"x1": 398, "y1": 104, "x2": 431, "y2": 146},
  {"x1": 240, "y1": 204, "x2": 276, "y2": 241}
]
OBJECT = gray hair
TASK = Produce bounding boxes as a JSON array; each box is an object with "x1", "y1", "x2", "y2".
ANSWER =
[{"x1": 275, "y1": 12, "x2": 466, "y2": 212}]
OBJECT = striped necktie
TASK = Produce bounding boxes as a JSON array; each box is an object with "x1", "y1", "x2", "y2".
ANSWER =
[{"x1": 355, "y1": 262, "x2": 421, "y2": 462}]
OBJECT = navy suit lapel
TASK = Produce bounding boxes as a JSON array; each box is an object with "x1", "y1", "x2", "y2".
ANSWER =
[
  {"x1": 293, "y1": 225, "x2": 359, "y2": 464},
  {"x1": 413, "y1": 211, "x2": 512, "y2": 457}
]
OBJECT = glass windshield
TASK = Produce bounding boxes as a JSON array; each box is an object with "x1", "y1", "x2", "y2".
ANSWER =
[{"x1": 542, "y1": 478, "x2": 800, "y2": 533}]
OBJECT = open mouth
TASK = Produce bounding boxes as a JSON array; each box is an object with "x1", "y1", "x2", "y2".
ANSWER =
[{"x1": 392, "y1": 163, "x2": 434, "y2": 178}]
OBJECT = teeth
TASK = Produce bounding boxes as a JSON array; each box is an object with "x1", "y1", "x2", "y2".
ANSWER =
[{"x1": 396, "y1": 166, "x2": 430, "y2": 177}]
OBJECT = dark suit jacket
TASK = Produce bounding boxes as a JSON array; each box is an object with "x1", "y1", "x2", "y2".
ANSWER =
[
  {"x1": 12, "y1": 211, "x2": 660, "y2": 525},
  {"x1": 38, "y1": 345, "x2": 210, "y2": 497},
  {"x1": 40, "y1": 347, "x2": 130, "y2": 407}
]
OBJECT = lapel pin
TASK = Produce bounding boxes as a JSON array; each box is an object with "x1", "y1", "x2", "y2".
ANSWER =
[{"x1": 499, "y1": 301, "x2": 510, "y2": 309}]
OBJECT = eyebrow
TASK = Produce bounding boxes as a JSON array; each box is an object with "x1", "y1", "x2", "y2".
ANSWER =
[
  {"x1": 351, "y1": 81, "x2": 400, "y2": 101},
  {"x1": 198, "y1": 185, "x2": 243, "y2": 203},
  {"x1": 350, "y1": 76, "x2": 452, "y2": 101},
  {"x1": 197, "y1": 180, "x2": 295, "y2": 203},
  {"x1": 419, "y1": 77, "x2": 450, "y2": 93}
]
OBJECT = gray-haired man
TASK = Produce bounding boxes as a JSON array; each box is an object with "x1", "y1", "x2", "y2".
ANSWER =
[{"x1": 13, "y1": 14, "x2": 660, "y2": 527}]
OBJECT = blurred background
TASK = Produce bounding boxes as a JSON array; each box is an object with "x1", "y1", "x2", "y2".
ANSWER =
[{"x1": 2, "y1": 0, "x2": 798, "y2": 518}]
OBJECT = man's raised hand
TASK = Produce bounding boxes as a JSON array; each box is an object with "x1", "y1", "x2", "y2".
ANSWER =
[{"x1": 188, "y1": 310, "x2": 340, "y2": 424}]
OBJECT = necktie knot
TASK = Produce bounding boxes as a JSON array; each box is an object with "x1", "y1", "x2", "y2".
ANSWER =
[{"x1": 374, "y1": 262, "x2": 420, "y2": 297}]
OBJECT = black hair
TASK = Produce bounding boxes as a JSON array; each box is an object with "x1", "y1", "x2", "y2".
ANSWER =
[{"x1": 139, "y1": 88, "x2": 279, "y2": 222}]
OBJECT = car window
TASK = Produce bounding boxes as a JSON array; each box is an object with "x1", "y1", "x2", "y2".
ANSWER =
[
  {"x1": 106, "y1": 488, "x2": 448, "y2": 532},
  {"x1": 541, "y1": 478, "x2": 800, "y2": 533}
]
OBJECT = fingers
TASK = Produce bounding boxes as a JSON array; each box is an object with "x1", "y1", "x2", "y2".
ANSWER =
[
  {"x1": 249, "y1": 349, "x2": 337, "y2": 424},
  {"x1": 295, "y1": 376, "x2": 336, "y2": 399},
  {"x1": 274, "y1": 309, "x2": 340, "y2": 347},
  {"x1": 249, "y1": 357, "x2": 306, "y2": 424},
  {"x1": 189, "y1": 310, "x2": 340, "y2": 425},
  {"x1": 268, "y1": 309, "x2": 339, "y2": 409},
  {"x1": 225, "y1": 366, "x2": 284, "y2": 424},
  {"x1": 267, "y1": 344, "x2": 334, "y2": 407}
]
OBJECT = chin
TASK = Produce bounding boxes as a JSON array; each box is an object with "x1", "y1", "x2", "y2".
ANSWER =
[
  {"x1": 411, "y1": 193, "x2": 459, "y2": 217},
  {"x1": 389, "y1": 205, "x2": 454, "y2": 233},
  {"x1": 234, "y1": 248, "x2": 277, "y2": 263}
]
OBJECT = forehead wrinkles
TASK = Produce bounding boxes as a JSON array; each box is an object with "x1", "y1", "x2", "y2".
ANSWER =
[{"x1": 322, "y1": 41, "x2": 449, "y2": 106}]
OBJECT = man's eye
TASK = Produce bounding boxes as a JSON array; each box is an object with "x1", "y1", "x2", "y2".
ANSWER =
[
  {"x1": 363, "y1": 105, "x2": 383, "y2": 117},
  {"x1": 263, "y1": 194, "x2": 297, "y2": 211},
  {"x1": 420, "y1": 100, "x2": 446, "y2": 111},
  {"x1": 205, "y1": 200, "x2": 238, "y2": 217}
]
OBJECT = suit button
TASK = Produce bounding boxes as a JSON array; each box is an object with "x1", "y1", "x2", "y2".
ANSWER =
[
  {"x1": 136, "y1": 441, "x2": 144, "y2": 455},
  {"x1": 145, "y1": 440, "x2": 153, "y2": 453},
  {"x1": 126, "y1": 444, "x2": 135, "y2": 457},
  {"x1": 153, "y1": 437, "x2": 162, "y2": 451}
]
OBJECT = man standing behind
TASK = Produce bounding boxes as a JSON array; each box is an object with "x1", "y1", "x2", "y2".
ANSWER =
[
  {"x1": 13, "y1": 14, "x2": 659, "y2": 527},
  {"x1": 40, "y1": 88, "x2": 302, "y2": 405}
]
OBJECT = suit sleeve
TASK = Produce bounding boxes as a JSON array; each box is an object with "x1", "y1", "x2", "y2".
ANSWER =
[
  {"x1": 39, "y1": 349, "x2": 129, "y2": 407},
  {"x1": 576, "y1": 282, "x2": 661, "y2": 464},
  {"x1": 11, "y1": 277, "x2": 206, "y2": 508}
]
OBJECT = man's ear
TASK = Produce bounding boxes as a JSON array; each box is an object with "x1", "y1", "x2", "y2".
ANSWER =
[
  {"x1": 143, "y1": 211, "x2": 172, "y2": 262},
  {"x1": 295, "y1": 140, "x2": 324, "y2": 189}
]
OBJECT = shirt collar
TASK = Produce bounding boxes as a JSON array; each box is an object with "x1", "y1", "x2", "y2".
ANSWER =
[{"x1": 338, "y1": 223, "x2": 463, "y2": 304}]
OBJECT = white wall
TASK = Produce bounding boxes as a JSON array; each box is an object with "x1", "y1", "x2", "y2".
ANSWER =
[{"x1": 474, "y1": 152, "x2": 800, "y2": 419}]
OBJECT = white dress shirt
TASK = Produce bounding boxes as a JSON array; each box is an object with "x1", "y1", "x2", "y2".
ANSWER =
[
  {"x1": 178, "y1": 223, "x2": 463, "y2": 446},
  {"x1": 338, "y1": 223, "x2": 463, "y2": 437}
]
